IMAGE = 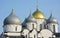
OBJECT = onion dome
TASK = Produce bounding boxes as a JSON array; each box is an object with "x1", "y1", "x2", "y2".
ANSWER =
[
  {"x1": 26, "y1": 11, "x2": 36, "y2": 23},
  {"x1": 4, "y1": 9, "x2": 21, "y2": 25},
  {"x1": 48, "y1": 13, "x2": 58, "y2": 24},
  {"x1": 33, "y1": 8, "x2": 45, "y2": 19}
]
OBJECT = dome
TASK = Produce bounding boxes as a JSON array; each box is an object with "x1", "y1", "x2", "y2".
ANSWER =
[
  {"x1": 4, "y1": 9, "x2": 21, "y2": 25},
  {"x1": 33, "y1": 8, "x2": 45, "y2": 19},
  {"x1": 48, "y1": 14, "x2": 58, "y2": 23},
  {"x1": 49, "y1": 17, "x2": 58, "y2": 23},
  {"x1": 26, "y1": 11, "x2": 36, "y2": 23}
]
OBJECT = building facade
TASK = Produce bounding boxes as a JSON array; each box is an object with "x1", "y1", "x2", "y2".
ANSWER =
[{"x1": 0, "y1": 7, "x2": 60, "y2": 38}]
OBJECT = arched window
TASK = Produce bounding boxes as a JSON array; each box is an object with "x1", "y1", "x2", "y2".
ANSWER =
[
  {"x1": 15, "y1": 26, "x2": 17, "y2": 31},
  {"x1": 26, "y1": 35, "x2": 27, "y2": 38},
  {"x1": 34, "y1": 35, "x2": 35, "y2": 38},
  {"x1": 32, "y1": 24, "x2": 34, "y2": 29},
  {"x1": 53, "y1": 25, "x2": 55, "y2": 32},
  {"x1": 42, "y1": 37, "x2": 44, "y2": 38},
  {"x1": 44, "y1": 25, "x2": 46, "y2": 29},
  {"x1": 40, "y1": 24, "x2": 42, "y2": 30},
  {"x1": 47, "y1": 25, "x2": 48, "y2": 29}
]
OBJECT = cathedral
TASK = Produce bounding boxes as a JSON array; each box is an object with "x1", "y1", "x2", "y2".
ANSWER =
[{"x1": 0, "y1": 3, "x2": 60, "y2": 38}]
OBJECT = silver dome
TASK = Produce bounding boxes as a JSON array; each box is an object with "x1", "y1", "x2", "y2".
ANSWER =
[
  {"x1": 49, "y1": 17, "x2": 58, "y2": 23},
  {"x1": 48, "y1": 14, "x2": 58, "y2": 23},
  {"x1": 26, "y1": 11, "x2": 36, "y2": 23},
  {"x1": 4, "y1": 9, "x2": 21, "y2": 25}
]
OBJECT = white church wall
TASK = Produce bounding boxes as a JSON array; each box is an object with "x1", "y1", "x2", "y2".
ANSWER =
[
  {"x1": 52, "y1": 23, "x2": 58, "y2": 33},
  {"x1": 16, "y1": 25, "x2": 22, "y2": 32},
  {"x1": 4, "y1": 33, "x2": 21, "y2": 36},
  {"x1": 3, "y1": 24, "x2": 22, "y2": 32},
  {"x1": 26, "y1": 22, "x2": 36, "y2": 31},
  {"x1": 36, "y1": 19, "x2": 45, "y2": 31},
  {"x1": 21, "y1": 29, "x2": 30, "y2": 38},
  {"x1": 38, "y1": 33, "x2": 42, "y2": 38},
  {"x1": 48, "y1": 24, "x2": 54, "y2": 32},
  {"x1": 22, "y1": 29, "x2": 29, "y2": 36},
  {"x1": 47, "y1": 23, "x2": 58, "y2": 33},
  {"x1": 29, "y1": 29, "x2": 37, "y2": 38}
]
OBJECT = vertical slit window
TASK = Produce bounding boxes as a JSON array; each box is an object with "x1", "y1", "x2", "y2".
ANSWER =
[
  {"x1": 53, "y1": 25, "x2": 55, "y2": 32},
  {"x1": 32, "y1": 24, "x2": 34, "y2": 29},
  {"x1": 40, "y1": 24, "x2": 42, "y2": 30},
  {"x1": 15, "y1": 26, "x2": 17, "y2": 31}
]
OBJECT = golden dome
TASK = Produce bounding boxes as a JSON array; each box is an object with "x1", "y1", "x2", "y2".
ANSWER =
[{"x1": 33, "y1": 9, "x2": 45, "y2": 19}]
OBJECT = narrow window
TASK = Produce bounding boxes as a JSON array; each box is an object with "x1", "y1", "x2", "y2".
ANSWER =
[
  {"x1": 44, "y1": 25, "x2": 46, "y2": 29},
  {"x1": 53, "y1": 25, "x2": 55, "y2": 32},
  {"x1": 26, "y1": 35, "x2": 27, "y2": 38},
  {"x1": 15, "y1": 26, "x2": 17, "y2": 31},
  {"x1": 34, "y1": 35, "x2": 35, "y2": 38},
  {"x1": 40, "y1": 24, "x2": 42, "y2": 30},
  {"x1": 32, "y1": 24, "x2": 34, "y2": 29},
  {"x1": 47, "y1": 25, "x2": 48, "y2": 29},
  {"x1": 42, "y1": 37, "x2": 44, "y2": 38}
]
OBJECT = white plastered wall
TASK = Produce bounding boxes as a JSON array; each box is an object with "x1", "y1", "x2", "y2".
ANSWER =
[
  {"x1": 3, "y1": 24, "x2": 22, "y2": 32},
  {"x1": 29, "y1": 29, "x2": 37, "y2": 38},
  {"x1": 36, "y1": 19, "x2": 45, "y2": 31},
  {"x1": 22, "y1": 29, "x2": 29, "y2": 38},
  {"x1": 26, "y1": 22, "x2": 36, "y2": 31},
  {"x1": 47, "y1": 23, "x2": 58, "y2": 33}
]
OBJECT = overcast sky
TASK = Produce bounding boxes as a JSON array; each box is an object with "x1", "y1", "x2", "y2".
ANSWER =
[{"x1": 0, "y1": 0, "x2": 60, "y2": 34}]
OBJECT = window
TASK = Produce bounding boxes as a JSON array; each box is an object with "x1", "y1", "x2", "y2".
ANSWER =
[
  {"x1": 34, "y1": 35, "x2": 35, "y2": 38},
  {"x1": 42, "y1": 37, "x2": 44, "y2": 38},
  {"x1": 47, "y1": 25, "x2": 48, "y2": 29},
  {"x1": 32, "y1": 24, "x2": 34, "y2": 29},
  {"x1": 15, "y1": 26, "x2": 17, "y2": 31},
  {"x1": 26, "y1": 35, "x2": 27, "y2": 38},
  {"x1": 40, "y1": 24, "x2": 42, "y2": 30},
  {"x1": 53, "y1": 25, "x2": 55, "y2": 32}
]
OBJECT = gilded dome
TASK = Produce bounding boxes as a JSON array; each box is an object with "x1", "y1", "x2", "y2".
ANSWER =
[
  {"x1": 4, "y1": 9, "x2": 21, "y2": 25},
  {"x1": 33, "y1": 9, "x2": 45, "y2": 19}
]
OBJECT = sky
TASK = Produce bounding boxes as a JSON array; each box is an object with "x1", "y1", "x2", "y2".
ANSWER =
[{"x1": 0, "y1": 0, "x2": 60, "y2": 34}]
